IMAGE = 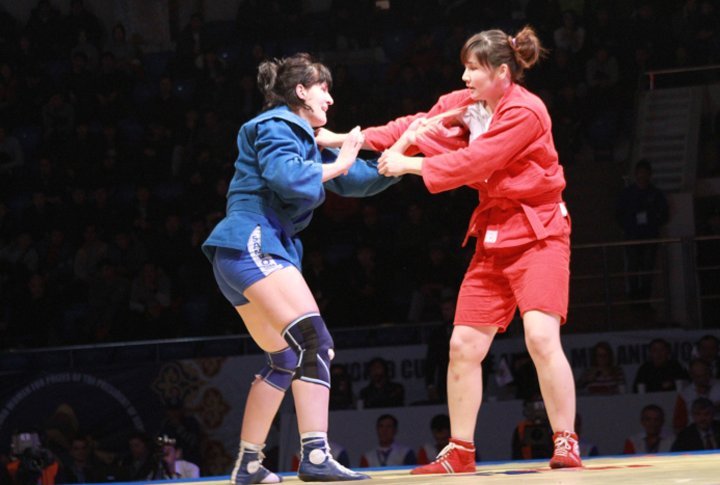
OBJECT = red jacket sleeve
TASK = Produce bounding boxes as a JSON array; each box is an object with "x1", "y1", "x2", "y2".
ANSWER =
[
  {"x1": 422, "y1": 107, "x2": 543, "y2": 194},
  {"x1": 362, "y1": 90, "x2": 472, "y2": 154},
  {"x1": 362, "y1": 112, "x2": 427, "y2": 154}
]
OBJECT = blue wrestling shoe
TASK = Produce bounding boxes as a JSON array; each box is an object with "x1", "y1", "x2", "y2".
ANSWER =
[
  {"x1": 298, "y1": 434, "x2": 370, "y2": 482},
  {"x1": 230, "y1": 443, "x2": 282, "y2": 484}
]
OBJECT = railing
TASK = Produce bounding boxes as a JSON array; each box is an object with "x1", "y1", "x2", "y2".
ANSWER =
[
  {"x1": 2, "y1": 236, "x2": 718, "y2": 372},
  {"x1": 568, "y1": 236, "x2": 720, "y2": 331},
  {"x1": 645, "y1": 64, "x2": 720, "y2": 89}
]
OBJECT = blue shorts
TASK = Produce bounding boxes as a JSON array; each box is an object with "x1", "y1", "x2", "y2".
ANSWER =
[{"x1": 212, "y1": 245, "x2": 289, "y2": 306}]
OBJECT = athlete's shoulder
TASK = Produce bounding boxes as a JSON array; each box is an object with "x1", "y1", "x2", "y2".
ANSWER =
[
  {"x1": 499, "y1": 84, "x2": 551, "y2": 125},
  {"x1": 246, "y1": 106, "x2": 314, "y2": 139},
  {"x1": 435, "y1": 89, "x2": 474, "y2": 107}
]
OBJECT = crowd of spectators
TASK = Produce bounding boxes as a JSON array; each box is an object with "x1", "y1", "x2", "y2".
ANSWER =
[{"x1": 1, "y1": 0, "x2": 720, "y2": 350}]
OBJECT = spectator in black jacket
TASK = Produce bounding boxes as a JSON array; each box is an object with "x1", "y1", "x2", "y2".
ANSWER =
[
  {"x1": 633, "y1": 338, "x2": 689, "y2": 393},
  {"x1": 615, "y1": 160, "x2": 669, "y2": 300},
  {"x1": 671, "y1": 398, "x2": 720, "y2": 451},
  {"x1": 359, "y1": 358, "x2": 404, "y2": 408}
]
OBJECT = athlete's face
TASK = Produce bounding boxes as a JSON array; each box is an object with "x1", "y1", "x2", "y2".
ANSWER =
[
  {"x1": 296, "y1": 82, "x2": 333, "y2": 128},
  {"x1": 461, "y1": 56, "x2": 508, "y2": 105}
]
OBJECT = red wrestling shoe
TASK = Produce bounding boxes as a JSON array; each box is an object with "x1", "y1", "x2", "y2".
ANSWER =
[
  {"x1": 410, "y1": 438, "x2": 476, "y2": 475},
  {"x1": 549, "y1": 431, "x2": 583, "y2": 469}
]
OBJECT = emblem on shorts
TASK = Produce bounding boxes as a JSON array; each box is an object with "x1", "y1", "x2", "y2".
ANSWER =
[{"x1": 248, "y1": 226, "x2": 283, "y2": 275}]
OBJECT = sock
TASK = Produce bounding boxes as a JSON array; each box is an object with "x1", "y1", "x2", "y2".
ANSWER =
[
  {"x1": 301, "y1": 431, "x2": 328, "y2": 442},
  {"x1": 240, "y1": 440, "x2": 263, "y2": 453},
  {"x1": 450, "y1": 437, "x2": 475, "y2": 450}
]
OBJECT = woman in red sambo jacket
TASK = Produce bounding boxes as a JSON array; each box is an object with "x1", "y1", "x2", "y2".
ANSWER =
[{"x1": 317, "y1": 26, "x2": 582, "y2": 474}]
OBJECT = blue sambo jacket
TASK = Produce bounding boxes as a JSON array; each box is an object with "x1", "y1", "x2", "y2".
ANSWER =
[{"x1": 202, "y1": 105, "x2": 399, "y2": 268}]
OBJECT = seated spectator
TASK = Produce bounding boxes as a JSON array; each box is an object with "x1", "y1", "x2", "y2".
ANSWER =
[
  {"x1": 62, "y1": 436, "x2": 110, "y2": 483},
  {"x1": 116, "y1": 432, "x2": 154, "y2": 481},
  {"x1": 0, "y1": 125, "x2": 24, "y2": 177},
  {"x1": 158, "y1": 435, "x2": 199, "y2": 479},
  {"x1": 416, "y1": 414, "x2": 450, "y2": 465},
  {"x1": 695, "y1": 335, "x2": 720, "y2": 378},
  {"x1": 672, "y1": 360, "x2": 720, "y2": 433},
  {"x1": 73, "y1": 223, "x2": 109, "y2": 284},
  {"x1": 511, "y1": 397, "x2": 554, "y2": 460},
  {"x1": 358, "y1": 358, "x2": 404, "y2": 408},
  {"x1": 129, "y1": 261, "x2": 173, "y2": 333},
  {"x1": 423, "y1": 297, "x2": 454, "y2": 404},
  {"x1": 511, "y1": 352, "x2": 542, "y2": 401},
  {"x1": 329, "y1": 364, "x2": 356, "y2": 410},
  {"x1": 553, "y1": 10, "x2": 586, "y2": 55},
  {"x1": 105, "y1": 22, "x2": 142, "y2": 74},
  {"x1": 577, "y1": 341, "x2": 626, "y2": 395},
  {"x1": 406, "y1": 243, "x2": 462, "y2": 323},
  {"x1": 359, "y1": 414, "x2": 415, "y2": 467},
  {"x1": 633, "y1": 338, "x2": 688, "y2": 393},
  {"x1": 157, "y1": 396, "x2": 202, "y2": 469},
  {"x1": 671, "y1": 398, "x2": 720, "y2": 451},
  {"x1": 623, "y1": 404, "x2": 674, "y2": 454},
  {"x1": 86, "y1": 258, "x2": 130, "y2": 342},
  {"x1": 41, "y1": 91, "x2": 75, "y2": 145}
]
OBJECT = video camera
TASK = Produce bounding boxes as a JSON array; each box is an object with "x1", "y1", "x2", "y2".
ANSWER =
[
  {"x1": 156, "y1": 434, "x2": 176, "y2": 448},
  {"x1": 148, "y1": 434, "x2": 177, "y2": 480},
  {"x1": 521, "y1": 400, "x2": 553, "y2": 458},
  {"x1": 10, "y1": 431, "x2": 54, "y2": 483}
]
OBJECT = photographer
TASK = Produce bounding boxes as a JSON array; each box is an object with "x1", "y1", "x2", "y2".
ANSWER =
[
  {"x1": 511, "y1": 398, "x2": 555, "y2": 460},
  {"x1": 6, "y1": 430, "x2": 63, "y2": 485},
  {"x1": 152, "y1": 435, "x2": 199, "y2": 480}
]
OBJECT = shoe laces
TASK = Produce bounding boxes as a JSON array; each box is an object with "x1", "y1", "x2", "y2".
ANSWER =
[
  {"x1": 238, "y1": 449, "x2": 266, "y2": 466},
  {"x1": 553, "y1": 435, "x2": 576, "y2": 457},
  {"x1": 431, "y1": 442, "x2": 459, "y2": 464}
]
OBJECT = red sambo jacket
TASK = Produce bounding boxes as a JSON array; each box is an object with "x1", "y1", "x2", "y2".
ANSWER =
[{"x1": 363, "y1": 83, "x2": 570, "y2": 249}]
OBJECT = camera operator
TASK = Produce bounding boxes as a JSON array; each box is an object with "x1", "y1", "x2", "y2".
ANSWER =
[
  {"x1": 511, "y1": 397, "x2": 555, "y2": 460},
  {"x1": 146, "y1": 435, "x2": 199, "y2": 480},
  {"x1": 6, "y1": 430, "x2": 63, "y2": 485}
]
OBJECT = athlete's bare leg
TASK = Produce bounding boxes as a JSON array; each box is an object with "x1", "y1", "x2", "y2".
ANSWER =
[
  {"x1": 522, "y1": 310, "x2": 575, "y2": 432},
  {"x1": 446, "y1": 325, "x2": 497, "y2": 441},
  {"x1": 237, "y1": 266, "x2": 325, "y2": 442}
]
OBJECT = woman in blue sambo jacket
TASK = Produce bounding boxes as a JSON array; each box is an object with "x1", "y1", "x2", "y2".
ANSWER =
[{"x1": 202, "y1": 53, "x2": 397, "y2": 484}]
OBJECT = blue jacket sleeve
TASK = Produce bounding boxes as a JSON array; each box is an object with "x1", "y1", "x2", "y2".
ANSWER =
[
  {"x1": 321, "y1": 148, "x2": 402, "y2": 197},
  {"x1": 255, "y1": 118, "x2": 324, "y2": 205}
]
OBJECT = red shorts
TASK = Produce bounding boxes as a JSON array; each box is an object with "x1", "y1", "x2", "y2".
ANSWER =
[{"x1": 454, "y1": 235, "x2": 570, "y2": 331}]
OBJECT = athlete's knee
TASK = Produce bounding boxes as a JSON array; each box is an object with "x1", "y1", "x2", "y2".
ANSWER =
[
  {"x1": 257, "y1": 346, "x2": 300, "y2": 391},
  {"x1": 449, "y1": 334, "x2": 490, "y2": 365},
  {"x1": 524, "y1": 331, "x2": 559, "y2": 361},
  {"x1": 282, "y1": 313, "x2": 334, "y2": 388}
]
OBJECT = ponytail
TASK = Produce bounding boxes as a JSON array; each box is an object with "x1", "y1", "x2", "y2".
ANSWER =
[
  {"x1": 255, "y1": 53, "x2": 332, "y2": 110},
  {"x1": 461, "y1": 25, "x2": 546, "y2": 83}
]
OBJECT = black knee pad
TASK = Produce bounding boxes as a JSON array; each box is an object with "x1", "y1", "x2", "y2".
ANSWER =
[
  {"x1": 256, "y1": 346, "x2": 299, "y2": 392},
  {"x1": 282, "y1": 313, "x2": 334, "y2": 388}
]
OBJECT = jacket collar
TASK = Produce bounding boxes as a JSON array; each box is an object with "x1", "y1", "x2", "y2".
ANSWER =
[{"x1": 255, "y1": 105, "x2": 315, "y2": 139}]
